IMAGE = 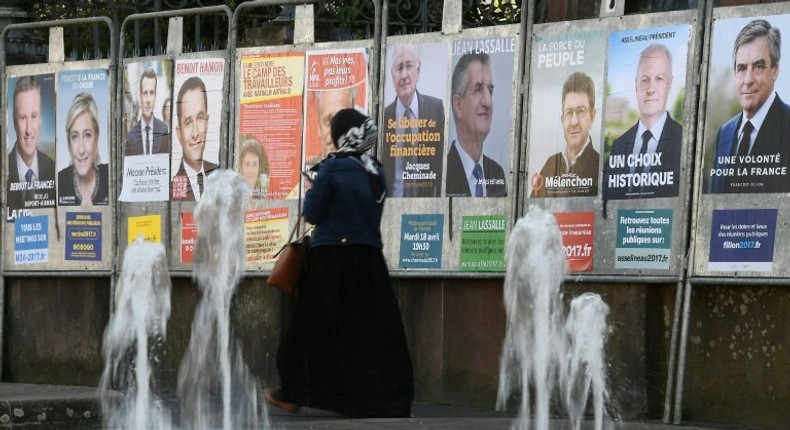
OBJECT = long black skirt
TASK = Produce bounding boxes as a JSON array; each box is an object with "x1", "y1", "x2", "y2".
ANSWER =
[{"x1": 276, "y1": 244, "x2": 414, "y2": 418}]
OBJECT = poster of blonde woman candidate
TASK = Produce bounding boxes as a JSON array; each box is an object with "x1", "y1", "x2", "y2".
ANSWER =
[
  {"x1": 703, "y1": 15, "x2": 790, "y2": 194},
  {"x1": 446, "y1": 37, "x2": 516, "y2": 198},
  {"x1": 382, "y1": 42, "x2": 446, "y2": 198},
  {"x1": 528, "y1": 31, "x2": 606, "y2": 199},
  {"x1": 119, "y1": 60, "x2": 173, "y2": 202},
  {"x1": 56, "y1": 69, "x2": 110, "y2": 207},
  {"x1": 602, "y1": 25, "x2": 690, "y2": 200},
  {"x1": 170, "y1": 58, "x2": 224, "y2": 202}
]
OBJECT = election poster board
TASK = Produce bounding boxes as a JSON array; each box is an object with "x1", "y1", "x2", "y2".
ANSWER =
[
  {"x1": 522, "y1": 12, "x2": 695, "y2": 278},
  {"x1": 3, "y1": 64, "x2": 114, "y2": 271},
  {"x1": 691, "y1": 8, "x2": 790, "y2": 278}
]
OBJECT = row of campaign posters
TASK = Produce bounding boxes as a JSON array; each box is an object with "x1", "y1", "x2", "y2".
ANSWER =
[{"x1": 6, "y1": 13, "x2": 790, "y2": 272}]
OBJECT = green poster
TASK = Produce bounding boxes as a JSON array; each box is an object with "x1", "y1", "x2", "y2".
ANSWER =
[
  {"x1": 615, "y1": 209, "x2": 672, "y2": 269},
  {"x1": 460, "y1": 215, "x2": 506, "y2": 272}
]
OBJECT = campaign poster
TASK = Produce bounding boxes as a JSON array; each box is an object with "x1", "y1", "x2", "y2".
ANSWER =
[
  {"x1": 554, "y1": 211, "x2": 594, "y2": 272},
  {"x1": 127, "y1": 214, "x2": 162, "y2": 244},
  {"x1": 181, "y1": 212, "x2": 197, "y2": 263},
  {"x1": 119, "y1": 60, "x2": 173, "y2": 202},
  {"x1": 708, "y1": 209, "x2": 777, "y2": 272},
  {"x1": 6, "y1": 74, "x2": 57, "y2": 221},
  {"x1": 459, "y1": 215, "x2": 506, "y2": 272},
  {"x1": 65, "y1": 212, "x2": 102, "y2": 261},
  {"x1": 244, "y1": 207, "x2": 289, "y2": 263},
  {"x1": 304, "y1": 49, "x2": 368, "y2": 182},
  {"x1": 702, "y1": 14, "x2": 790, "y2": 194},
  {"x1": 171, "y1": 59, "x2": 224, "y2": 202},
  {"x1": 615, "y1": 209, "x2": 672, "y2": 269},
  {"x1": 399, "y1": 214, "x2": 443, "y2": 269},
  {"x1": 13, "y1": 215, "x2": 49, "y2": 265},
  {"x1": 239, "y1": 52, "x2": 304, "y2": 200},
  {"x1": 381, "y1": 42, "x2": 446, "y2": 198},
  {"x1": 603, "y1": 25, "x2": 691, "y2": 200},
  {"x1": 56, "y1": 69, "x2": 110, "y2": 208},
  {"x1": 528, "y1": 31, "x2": 606, "y2": 199},
  {"x1": 445, "y1": 37, "x2": 516, "y2": 198}
]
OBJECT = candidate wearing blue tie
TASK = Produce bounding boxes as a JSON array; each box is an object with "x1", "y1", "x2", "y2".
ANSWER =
[{"x1": 445, "y1": 52, "x2": 507, "y2": 198}]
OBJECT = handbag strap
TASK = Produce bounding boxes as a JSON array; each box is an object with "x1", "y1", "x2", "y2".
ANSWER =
[{"x1": 274, "y1": 222, "x2": 301, "y2": 258}]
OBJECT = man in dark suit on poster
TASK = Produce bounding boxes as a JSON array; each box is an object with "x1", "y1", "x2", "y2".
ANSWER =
[
  {"x1": 709, "y1": 19, "x2": 790, "y2": 194},
  {"x1": 7, "y1": 75, "x2": 56, "y2": 220},
  {"x1": 604, "y1": 43, "x2": 682, "y2": 200},
  {"x1": 126, "y1": 67, "x2": 170, "y2": 156},
  {"x1": 445, "y1": 52, "x2": 507, "y2": 198},
  {"x1": 382, "y1": 43, "x2": 445, "y2": 198},
  {"x1": 171, "y1": 76, "x2": 217, "y2": 201}
]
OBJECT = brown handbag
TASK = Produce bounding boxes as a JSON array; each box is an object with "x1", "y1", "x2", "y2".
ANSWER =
[{"x1": 267, "y1": 225, "x2": 309, "y2": 294}]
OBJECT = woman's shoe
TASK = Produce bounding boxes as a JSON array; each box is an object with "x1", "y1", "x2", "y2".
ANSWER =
[{"x1": 264, "y1": 388, "x2": 300, "y2": 414}]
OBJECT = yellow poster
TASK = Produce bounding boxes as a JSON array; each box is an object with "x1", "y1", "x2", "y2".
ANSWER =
[
  {"x1": 128, "y1": 214, "x2": 162, "y2": 244},
  {"x1": 244, "y1": 207, "x2": 289, "y2": 263}
]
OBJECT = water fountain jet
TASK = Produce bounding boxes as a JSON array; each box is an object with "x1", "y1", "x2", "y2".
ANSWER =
[{"x1": 497, "y1": 205, "x2": 613, "y2": 430}]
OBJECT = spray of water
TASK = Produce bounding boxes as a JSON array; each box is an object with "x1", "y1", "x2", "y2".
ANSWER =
[
  {"x1": 100, "y1": 238, "x2": 172, "y2": 430},
  {"x1": 497, "y1": 205, "x2": 613, "y2": 430},
  {"x1": 101, "y1": 169, "x2": 267, "y2": 429},
  {"x1": 176, "y1": 169, "x2": 265, "y2": 430}
]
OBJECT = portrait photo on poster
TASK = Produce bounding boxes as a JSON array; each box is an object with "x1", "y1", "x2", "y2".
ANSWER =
[
  {"x1": 446, "y1": 36, "x2": 516, "y2": 198},
  {"x1": 6, "y1": 73, "x2": 57, "y2": 221},
  {"x1": 527, "y1": 30, "x2": 606, "y2": 199},
  {"x1": 602, "y1": 24, "x2": 690, "y2": 201},
  {"x1": 703, "y1": 14, "x2": 790, "y2": 195},
  {"x1": 382, "y1": 41, "x2": 447, "y2": 198},
  {"x1": 170, "y1": 58, "x2": 224, "y2": 202},
  {"x1": 56, "y1": 69, "x2": 111, "y2": 208},
  {"x1": 119, "y1": 60, "x2": 173, "y2": 202}
]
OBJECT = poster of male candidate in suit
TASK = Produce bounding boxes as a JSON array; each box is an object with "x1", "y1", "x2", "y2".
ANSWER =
[
  {"x1": 382, "y1": 42, "x2": 447, "y2": 198},
  {"x1": 602, "y1": 25, "x2": 690, "y2": 200},
  {"x1": 528, "y1": 31, "x2": 606, "y2": 199},
  {"x1": 6, "y1": 74, "x2": 57, "y2": 221},
  {"x1": 703, "y1": 15, "x2": 790, "y2": 194},
  {"x1": 445, "y1": 37, "x2": 516, "y2": 198},
  {"x1": 170, "y1": 58, "x2": 224, "y2": 202},
  {"x1": 119, "y1": 60, "x2": 172, "y2": 202}
]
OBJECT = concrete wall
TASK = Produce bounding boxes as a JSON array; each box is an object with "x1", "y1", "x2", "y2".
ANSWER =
[{"x1": 2, "y1": 277, "x2": 787, "y2": 429}]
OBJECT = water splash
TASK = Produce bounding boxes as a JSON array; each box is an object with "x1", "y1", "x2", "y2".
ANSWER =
[
  {"x1": 176, "y1": 169, "x2": 265, "y2": 430},
  {"x1": 100, "y1": 238, "x2": 172, "y2": 430},
  {"x1": 497, "y1": 205, "x2": 613, "y2": 430},
  {"x1": 101, "y1": 169, "x2": 266, "y2": 429}
]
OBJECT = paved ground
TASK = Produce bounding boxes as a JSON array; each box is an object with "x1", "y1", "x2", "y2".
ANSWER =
[{"x1": 0, "y1": 382, "x2": 755, "y2": 429}]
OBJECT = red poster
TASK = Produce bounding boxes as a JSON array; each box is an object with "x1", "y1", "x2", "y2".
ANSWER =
[
  {"x1": 554, "y1": 211, "x2": 594, "y2": 272},
  {"x1": 303, "y1": 49, "x2": 369, "y2": 173},
  {"x1": 180, "y1": 212, "x2": 197, "y2": 263}
]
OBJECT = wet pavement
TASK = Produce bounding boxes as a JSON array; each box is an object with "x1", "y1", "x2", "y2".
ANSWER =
[{"x1": 0, "y1": 382, "x2": 749, "y2": 429}]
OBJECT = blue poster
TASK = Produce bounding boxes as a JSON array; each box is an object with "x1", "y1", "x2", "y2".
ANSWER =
[
  {"x1": 399, "y1": 214, "x2": 443, "y2": 269},
  {"x1": 14, "y1": 215, "x2": 48, "y2": 264},
  {"x1": 709, "y1": 209, "x2": 777, "y2": 272},
  {"x1": 615, "y1": 209, "x2": 672, "y2": 270},
  {"x1": 65, "y1": 212, "x2": 102, "y2": 261}
]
